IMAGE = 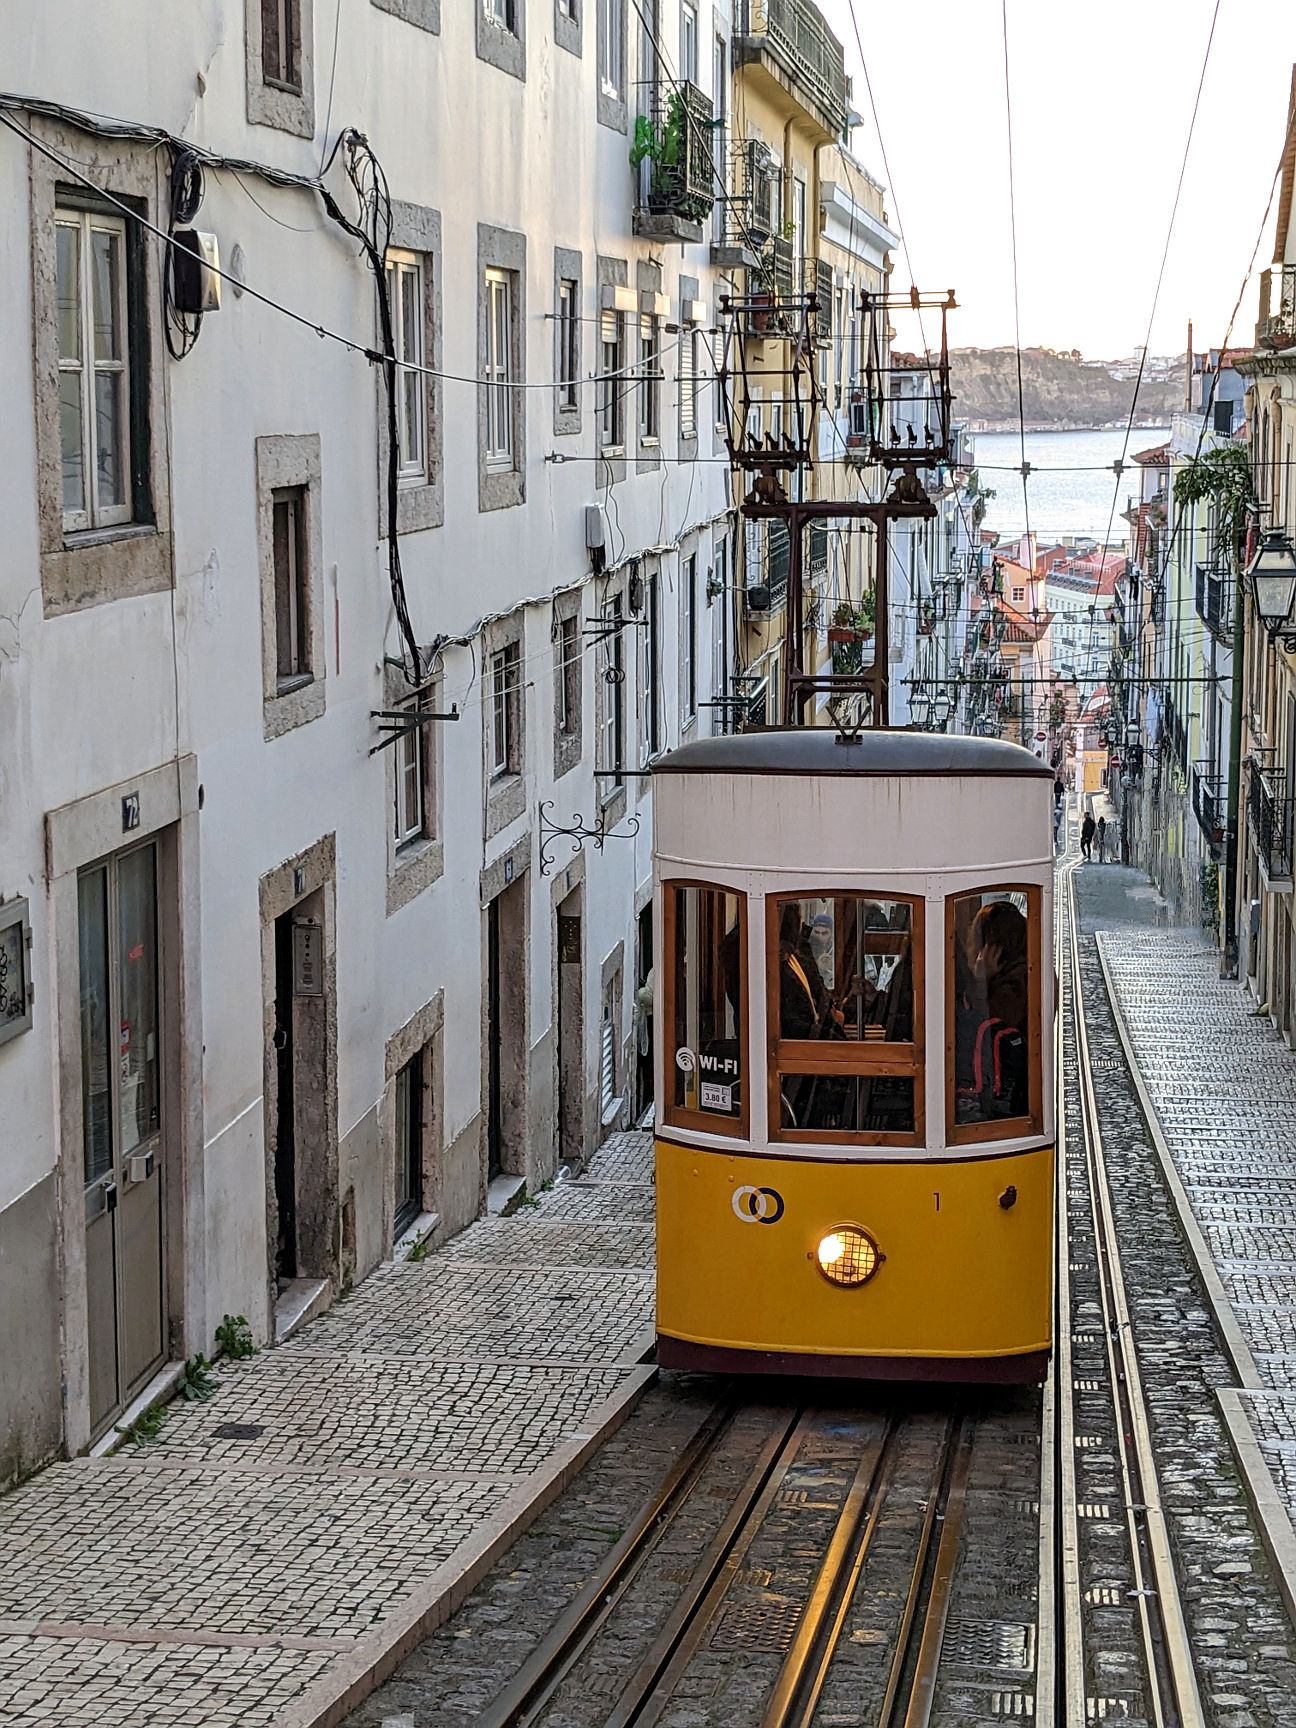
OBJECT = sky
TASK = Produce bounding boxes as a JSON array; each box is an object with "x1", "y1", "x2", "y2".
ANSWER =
[{"x1": 815, "y1": 0, "x2": 1295, "y2": 360}]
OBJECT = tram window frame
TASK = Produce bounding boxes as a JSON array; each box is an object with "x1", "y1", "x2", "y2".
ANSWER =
[
  {"x1": 945, "y1": 883, "x2": 1043, "y2": 1145},
  {"x1": 765, "y1": 892, "x2": 925, "y2": 1148},
  {"x1": 661, "y1": 880, "x2": 748, "y2": 1140}
]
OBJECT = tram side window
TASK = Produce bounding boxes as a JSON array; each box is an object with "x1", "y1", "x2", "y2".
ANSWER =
[
  {"x1": 949, "y1": 888, "x2": 1038, "y2": 1135},
  {"x1": 769, "y1": 894, "x2": 923, "y2": 1144},
  {"x1": 666, "y1": 884, "x2": 745, "y2": 1133}
]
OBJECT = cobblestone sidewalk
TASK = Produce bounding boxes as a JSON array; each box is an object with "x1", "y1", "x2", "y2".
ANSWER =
[
  {"x1": 1097, "y1": 897, "x2": 1296, "y2": 1617},
  {"x1": 0, "y1": 1133, "x2": 657, "y2": 1728}
]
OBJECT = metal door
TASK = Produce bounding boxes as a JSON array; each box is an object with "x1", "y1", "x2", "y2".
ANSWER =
[{"x1": 79, "y1": 843, "x2": 165, "y2": 1435}]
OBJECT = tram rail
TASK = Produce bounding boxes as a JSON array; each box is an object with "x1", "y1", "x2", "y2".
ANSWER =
[
  {"x1": 473, "y1": 1398, "x2": 981, "y2": 1728},
  {"x1": 1049, "y1": 841, "x2": 1205, "y2": 1728}
]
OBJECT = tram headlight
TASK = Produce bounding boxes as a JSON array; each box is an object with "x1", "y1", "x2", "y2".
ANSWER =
[{"x1": 814, "y1": 1224, "x2": 883, "y2": 1288}]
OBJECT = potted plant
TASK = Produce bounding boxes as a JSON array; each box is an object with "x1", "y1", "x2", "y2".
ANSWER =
[
  {"x1": 629, "y1": 94, "x2": 713, "y2": 224},
  {"x1": 828, "y1": 597, "x2": 875, "y2": 674}
]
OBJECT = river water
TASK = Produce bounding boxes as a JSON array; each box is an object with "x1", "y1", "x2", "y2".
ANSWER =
[{"x1": 969, "y1": 427, "x2": 1171, "y2": 544}]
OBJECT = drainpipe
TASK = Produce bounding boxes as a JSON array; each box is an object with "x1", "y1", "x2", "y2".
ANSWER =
[{"x1": 1224, "y1": 562, "x2": 1245, "y2": 977}]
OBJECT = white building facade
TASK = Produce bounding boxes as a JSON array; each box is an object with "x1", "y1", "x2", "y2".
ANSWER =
[{"x1": 0, "y1": 0, "x2": 731, "y2": 1478}]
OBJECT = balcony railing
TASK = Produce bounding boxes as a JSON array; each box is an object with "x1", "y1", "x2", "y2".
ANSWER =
[
  {"x1": 1192, "y1": 763, "x2": 1226, "y2": 844},
  {"x1": 1249, "y1": 763, "x2": 1294, "y2": 890},
  {"x1": 1194, "y1": 560, "x2": 1234, "y2": 641},
  {"x1": 1258, "y1": 265, "x2": 1296, "y2": 348},
  {"x1": 735, "y1": 0, "x2": 847, "y2": 136},
  {"x1": 633, "y1": 82, "x2": 716, "y2": 241}
]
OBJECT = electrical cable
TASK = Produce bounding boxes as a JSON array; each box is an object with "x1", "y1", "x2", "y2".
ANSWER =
[
  {"x1": 1000, "y1": 0, "x2": 1031, "y2": 553},
  {"x1": 163, "y1": 144, "x2": 206, "y2": 360}
]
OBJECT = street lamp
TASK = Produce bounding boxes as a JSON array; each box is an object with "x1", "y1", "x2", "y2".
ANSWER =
[
  {"x1": 909, "y1": 683, "x2": 932, "y2": 728},
  {"x1": 1247, "y1": 528, "x2": 1296, "y2": 637},
  {"x1": 931, "y1": 689, "x2": 953, "y2": 729}
]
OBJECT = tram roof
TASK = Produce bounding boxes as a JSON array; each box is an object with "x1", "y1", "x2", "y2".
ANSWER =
[{"x1": 653, "y1": 728, "x2": 1055, "y2": 779}]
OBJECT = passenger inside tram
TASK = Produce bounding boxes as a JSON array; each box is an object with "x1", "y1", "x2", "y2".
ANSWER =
[{"x1": 954, "y1": 896, "x2": 1030, "y2": 1124}]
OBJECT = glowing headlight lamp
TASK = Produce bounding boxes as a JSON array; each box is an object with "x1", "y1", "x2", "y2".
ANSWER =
[{"x1": 814, "y1": 1224, "x2": 883, "y2": 1288}]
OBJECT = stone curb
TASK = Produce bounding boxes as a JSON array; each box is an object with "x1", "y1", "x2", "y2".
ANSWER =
[
  {"x1": 1217, "y1": 1388, "x2": 1296, "y2": 1634},
  {"x1": 278, "y1": 1344, "x2": 659, "y2": 1728},
  {"x1": 1094, "y1": 931, "x2": 1263, "y2": 1390}
]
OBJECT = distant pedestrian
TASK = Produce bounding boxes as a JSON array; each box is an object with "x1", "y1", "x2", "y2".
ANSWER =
[
  {"x1": 1096, "y1": 816, "x2": 1107, "y2": 863},
  {"x1": 1054, "y1": 780, "x2": 1064, "y2": 808},
  {"x1": 1053, "y1": 802, "x2": 1063, "y2": 848},
  {"x1": 1080, "y1": 811, "x2": 1095, "y2": 861}
]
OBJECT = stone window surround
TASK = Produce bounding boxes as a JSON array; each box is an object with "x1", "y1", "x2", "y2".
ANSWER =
[
  {"x1": 553, "y1": 246, "x2": 583, "y2": 438},
  {"x1": 478, "y1": 224, "x2": 528, "y2": 513},
  {"x1": 244, "y1": 0, "x2": 316, "y2": 137},
  {"x1": 485, "y1": 616, "x2": 527, "y2": 839},
  {"x1": 382, "y1": 989, "x2": 444, "y2": 1252},
  {"x1": 385, "y1": 659, "x2": 446, "y2": 917},
  {"x1": 30, "y1": 123, "x2": 173, "y2": 618},
  {"x1": 257, "y1": 434, "x2": 326, "y2": 741},
  {"x1": 379, "y1": 201, "x2": 444, "y2": 535},
  {"x1": 679, "y1": 538, "x2": 699, "y2": 737},
  {"x1": 596, "y1": 0, "x2": 627, "y2": 131},
  {"x1": 554, "y1": 0, "x2": 581, "y2": 56},
  {"x1": 552, "y1": 588, "x2": 584, "y2": 781},
  {"x1": 47, "y1": 755, "x2": 203, "y2": 1455},
  {"x1": 371, "y1": 0, "x2": 439, "y2": 31},
  {"x1": 595, "y1": 255, "x2": 627, "y2": 484},
  {"x1": 476, "y1": 0, "x2": 526, "y2": 80}
]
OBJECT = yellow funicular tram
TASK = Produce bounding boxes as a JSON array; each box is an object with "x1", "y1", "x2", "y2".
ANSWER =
[{"x1": 652, "y1": 728, "x2": 1055, "y2": 1383}]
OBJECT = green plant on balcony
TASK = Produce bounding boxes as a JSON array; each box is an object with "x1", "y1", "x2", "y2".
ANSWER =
[
  {"x1": 629, "y1": 92, "x2": 713, "y2": 223},
  {"x1": 1173, "y1": 444, "x2": 1254, "y2": 559},
  {"x1": 828, "y1": 596, "x2": 874, "y2": 673}
]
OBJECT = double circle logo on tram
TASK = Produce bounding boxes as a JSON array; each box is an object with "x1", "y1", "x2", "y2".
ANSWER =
[{"x1": 732, "y1": 1185, "x2": 785, "y2": 1224}]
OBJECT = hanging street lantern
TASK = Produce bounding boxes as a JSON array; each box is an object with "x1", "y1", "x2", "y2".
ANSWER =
[
  {"x1": 909, "y1": 683, "x2": 932, "y2": 728},
  {"x1": 1246, "y1": 528, "x2": 1296, "y2": 637}
]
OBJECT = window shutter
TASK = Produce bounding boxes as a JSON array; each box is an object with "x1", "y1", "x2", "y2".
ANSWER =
[
  {"x1": 261, "y1": 0, "x2": 281, "y2": 78},
  {"x1": 600, "y1": 1016, "x2": 615, "y2": 1114},
  {"x1": 287, "y1": 0, "x2": 303, "y2": 85}
]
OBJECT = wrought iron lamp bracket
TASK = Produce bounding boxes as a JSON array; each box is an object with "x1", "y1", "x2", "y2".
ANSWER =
[{"x1": 538, "y1": 800, "x2": 641, "y2": 877}]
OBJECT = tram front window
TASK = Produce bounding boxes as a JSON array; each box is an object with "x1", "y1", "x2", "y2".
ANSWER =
[
  {"x1": 665, "y1": 883, "x2": 745, "y2": 1133},
  {"x1": 769, "y1": 894, "x2": 923, "y2": 1145},
  {"x1": 776, "y1": 898, "x2": 914, "y2": 1044},
  {"x1": 950, "y1": 888, "x2": 1037, "y2": 1132}
]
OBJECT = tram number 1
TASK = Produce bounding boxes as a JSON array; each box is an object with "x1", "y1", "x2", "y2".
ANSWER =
[{"x1": 934, "y1": 1193, "x2": 940, "y2": 1212}]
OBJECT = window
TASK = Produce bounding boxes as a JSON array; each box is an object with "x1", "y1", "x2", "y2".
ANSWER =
[
  {"x1": 272, "y1": 487, "x2": 310, "y2": 687},
  {"x1": 394, "y1": 1053, "x2": 424, "y2": 1236},
  {"x1": 682, "y1": 553, "x2": 697, "y2": 722},
  {"x1": 484, "y1": 268, "x2": 514, "y2": 467},
  {"x1": 385, "y1": 250, "x2": 425, "y2": 482},
  {"x1": 56, "y1": 209, "x2": 131, "y2": 533},
  {"x1": 664, "y1": 882, "x2": 746, "y2": 1135},
  {"x1": 394, "y1": 703, "x2": 429, "y2": 848},
  {"x1": 1012, "y1": 585, "x2": 1026, "y2": 604},
  {"x1": 600, "y1": 595, "x2": 624, "y2": 791},
  {"x1": 558, "y1": 0, "x2": 576, "y2": 15},
  {"x1": 490, "y1": 641, "x2": 521, "y2": 777},
  {"x1": 599, "y1": 0, "x2": 623, "y2": 97},
  {"x1": 947, "y1": 886, "x2": 1041, "y2": 1141},
  {"x1": 768, "y1": 894, "x2": 924, "y2": 1144},
  {"x1": 642, "y1": 568, "x2": 660, "y2": 759},
  {"x1": 639, "y1": 314, "x2": 660, "y2": 442},
  {"x1": 680, "y1": 0, "x2": 697, "y2": 81},
  {"x1": 262, "y1": 0, "x2": 303, "y2": 89},
  {"x1": 484, "y1": 0, "x2": 515, "y2": 28},
  {"x1": 557, "y1": 613, "x2": 581, "y2": 738},
  {"x1": 600, "y1": 309, "x2": 624, "y2": 449},
  {"x1": 558, "y1": 277, "x2": 579, "y2": 411},
  {"x1": 679, "y1": 328, "x2": 697, "y2": 439}
]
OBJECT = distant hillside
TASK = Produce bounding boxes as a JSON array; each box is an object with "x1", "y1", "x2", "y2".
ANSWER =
[{"x1": 950, "y1": 348, "x2": 1182, "y2": 432}]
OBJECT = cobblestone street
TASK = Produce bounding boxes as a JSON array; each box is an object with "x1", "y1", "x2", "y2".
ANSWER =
[{"x1": 0, "y1": 1136, "x2": 656, "y2": 1727}]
